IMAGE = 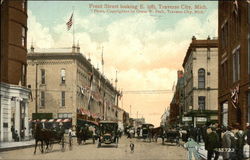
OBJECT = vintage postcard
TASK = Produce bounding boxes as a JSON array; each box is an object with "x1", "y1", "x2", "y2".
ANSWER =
[{"x1": 0, "y1": 0, "x2": 250, "y2": 160}]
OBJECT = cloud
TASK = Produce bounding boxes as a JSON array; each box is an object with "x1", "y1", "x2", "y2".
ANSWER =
[{"x1": 27, "y1": 10, "x2": 55, "y2": 48}]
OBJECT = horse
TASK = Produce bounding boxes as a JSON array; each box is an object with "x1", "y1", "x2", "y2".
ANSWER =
[{"x1": 33, "y1": 123, "x2": 46, "y2": 154}]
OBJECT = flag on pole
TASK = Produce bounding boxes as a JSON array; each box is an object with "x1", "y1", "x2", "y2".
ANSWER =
[{"x1": 66, "y1": 13, "x2": 73, "y2": 31}]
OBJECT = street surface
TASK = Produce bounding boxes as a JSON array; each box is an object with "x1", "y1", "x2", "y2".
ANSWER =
[{"x1": 0, "y1": 136, "x2": 187, "y2": 160}]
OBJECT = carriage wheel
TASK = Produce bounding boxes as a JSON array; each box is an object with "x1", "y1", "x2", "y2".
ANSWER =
[{"x1": 61, "y1": 137, "x2": 65, "y2": 152}]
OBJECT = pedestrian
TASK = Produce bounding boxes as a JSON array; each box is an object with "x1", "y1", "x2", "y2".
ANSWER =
[
  {"x1": 236, "y1": 127, "x2": 244, "y2": 160},
  {"x1": 230, "y1": 124, "x2": 240, "y2": 160},
  {"x1": 184, "y1": 137, "x2": 201, "y2": 160},
  {"x1": 129, "y1": 141, "x2": 135, "y2": 153},
  {"x1": 222, "y1": 126, "x2": 233, "y2": 160},
  {"x1": 15, "y1": 130, "x2": 19, "y2": 142},
  {"x1": 244, "y1": 123, "x2": 250, "y2": 159},
  {"x1": 205, "y1": 127, "x2": 220, "y2": 160},
  {"x1": 20, "y1": 129, "x2": 24, "y2": 141},
  {"x1": 196, "y1": 127, "x2": 202, "y2": 143}
]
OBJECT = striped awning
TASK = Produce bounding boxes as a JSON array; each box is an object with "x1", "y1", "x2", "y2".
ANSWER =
[
  {"x1": 41, "y1": 119, "x2": 47, "y2": 122},
  {"x1": 48, "y1": 119, "x2": 54, "y2": 122},
  {"x1": 56, "y1": 119, "x2": 62, "y2": 122},
  {"x1": 62, "y1": 119, "x2": 71, "y2": 122},
  {"x1": 32, "y1": 119, "x2": 40, "y2": 122}
]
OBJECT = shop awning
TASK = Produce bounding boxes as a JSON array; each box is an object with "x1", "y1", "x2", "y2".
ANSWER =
[
  {"x1": 41, "y1": 119, "x2": 47, "y2": 122},
  {"x1": 56, "y1": 119, "x2": 62, "y2": 122},
  {"x1": 62, "y1": 119, "x2": 71, "y2": 122},
  {"x1": 48, "y1": 119, "x2": 54, "y2": 122}
]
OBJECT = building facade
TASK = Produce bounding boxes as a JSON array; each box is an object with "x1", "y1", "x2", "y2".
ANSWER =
[
  {"x1": 182, "y1": 36, "x2": 218, "y2": 127},
  {"x1": 0, "y1": 0, "x2": 30, "y2": 142},
  {"x1": 218, "y1": 1, "x2": 250, "y2": 129},
  {"x1": 169, "y1": 70, "x2": 185, "y2": 126},
  {"x1": 27, "y1": 46, "x2": 121, "y2": 127}
]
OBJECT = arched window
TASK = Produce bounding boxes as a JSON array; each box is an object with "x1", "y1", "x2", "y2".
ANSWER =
[{"x1": 198, "y1": 68, "x2": 205, "y2": 89}]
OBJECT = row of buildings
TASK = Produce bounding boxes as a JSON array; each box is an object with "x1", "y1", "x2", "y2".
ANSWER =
[
  {"x1": 166, "y1": 1, "x2": 250, "y2": 129},
  {"x1": 0, "y1": 0, "x2": 129, "y2": 142}
]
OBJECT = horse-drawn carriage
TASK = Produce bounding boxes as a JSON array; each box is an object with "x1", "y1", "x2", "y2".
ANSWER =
[
  {"x1": 97, "y1": 121, "x2": 119, "y2": 148},
  {"x1": 141, "y1": 123, "x2": 154, "y2": 142},
  {"x1": 76, "y1": 124, "x2": 97, "y2": 144},
  {"x1": 33, "y1": 122, "x2": 72, "y2": 154}
]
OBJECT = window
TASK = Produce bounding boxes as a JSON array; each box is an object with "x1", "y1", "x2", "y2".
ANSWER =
[
  {"x1": 40, "y1": 91, "x2": 45, "y2": 107},
  {"x1": 221, "y1": 22, "x2": 228, "y2": 49},
  {"x1": 21, "y1": 27, "x2": 26, "y2": 47},
  {"x1": 198, "y1": 96, "x2": 205, "y2": 111},
  {"x1": 198, "y1": 68, "x2": 205, "y2": 89},
  {"x1": 21, "y1": 64, "x2": 26, "y2": 86},
  {"x1": 222, "y1": 102, "x2": 228, "y2": 127},
  {"x1": 61, "y1": 69, "x2": 66, "y2": 84},
  {"x1": 233, "y1": 47, "x2": 240, "y2": 82},
  {"x1": 61, "y1": 91, "x2": 65, "y2": 107},
  {"x1": 41, "y1": 69, "x2": 45, "y2": 84},
  {"x1": 22, "y1": 0, "x2": 26, "y2": 11},
  {"x1": 248, "y1": 92, "x2": 250, "y2": 123},
  {"x1": 58, "y1": 113, "x2": 72, "y2": 118}
]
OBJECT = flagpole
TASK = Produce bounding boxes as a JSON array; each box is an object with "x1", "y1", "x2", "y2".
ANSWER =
[{"x1": 72, "y1": 6, "x2": 75, "y2": 47}]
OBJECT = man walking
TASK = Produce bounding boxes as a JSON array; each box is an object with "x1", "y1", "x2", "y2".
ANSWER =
[{"x1": 205, "y1": 127, "x2": 220, "y2": 160}]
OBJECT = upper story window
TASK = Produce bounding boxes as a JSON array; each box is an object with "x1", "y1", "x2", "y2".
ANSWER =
[
  {"x1": 232, "y1": 47, "x2": 240, "y2": 82},
  {"x1": 198, "y1": 68, "x2": 205, "y2": 89},
  {"x1": 22, "y1": 0, "x2": 27, "y2": 11},
  {"x1": 21, "y1": 27, "x2": 26, "y2": 47},
  {"x1": 20, "y1": 64, "x2": 26, "y2": 86},
  {"x1": 41, "y1": 69, "x2": 45, "y2": 84},
  {"x1": 198, "y1": 96, "x2": 206, "y2": 111},
  {"x1": 221, "y1": 22, "x2": 228, "y2": 49},
  {"x1": 40, "y1": 91, "x2": 45, "y2": 108},
  {"x1": 61, "y1": 91, "x2": 65, "y2": 107},
  {"x1": 61, "y1": 69, "x2": 66, "y2": 84}
]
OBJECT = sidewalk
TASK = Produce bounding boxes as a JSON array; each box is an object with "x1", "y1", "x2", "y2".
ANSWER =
[{"x1": 0, "y1": 139, "x2": 35, "y2": 152}]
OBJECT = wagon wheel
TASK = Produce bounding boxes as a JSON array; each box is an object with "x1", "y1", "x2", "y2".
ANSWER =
[{"x1": 61, "y1": 136, "x2": 65, "y2": 152}]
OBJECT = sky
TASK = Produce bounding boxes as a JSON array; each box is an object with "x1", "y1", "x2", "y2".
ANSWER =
[{"x1": 27, "y1": 1, "x2": 218, "y2": 126}]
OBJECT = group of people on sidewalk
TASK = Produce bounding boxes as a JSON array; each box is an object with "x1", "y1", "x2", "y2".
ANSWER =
[
  {"x1": 11, "y1": 126, "x2": 26, "y2": 142},
  {"x1": 184, "y1": 122, "x2": 250, "y2": 160}
]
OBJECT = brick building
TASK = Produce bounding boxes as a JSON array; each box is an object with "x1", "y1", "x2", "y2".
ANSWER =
[
  {"x1": 0, "y1": 0, "x2": 31, "y2": 142},
  {"x1": 218, "y1": 1, "x2": 250, "y2": 129},
  {"x1": 182, "y1": 36, "x2": 218, "y2": 127},
  {"x1": 27, "y1": 46, "x2": 121, "y2": 128}
]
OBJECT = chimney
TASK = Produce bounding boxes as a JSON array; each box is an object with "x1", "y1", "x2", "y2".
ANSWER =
[{"x1": 192, "y1": 36, "x2": 196, "y2": 41}]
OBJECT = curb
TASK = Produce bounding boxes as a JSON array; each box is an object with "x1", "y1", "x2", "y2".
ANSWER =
[{"x1": 0, "y1": 144, "x2": 35, "y2": 152}]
